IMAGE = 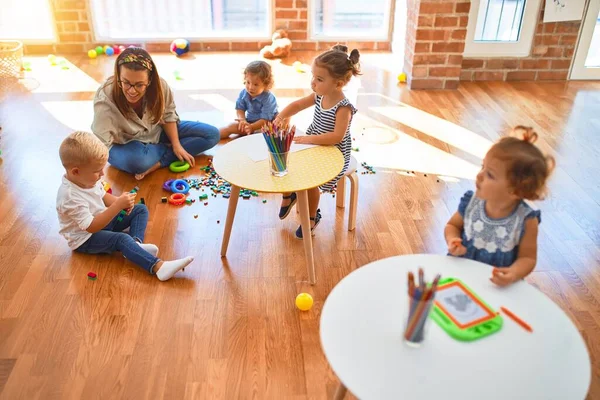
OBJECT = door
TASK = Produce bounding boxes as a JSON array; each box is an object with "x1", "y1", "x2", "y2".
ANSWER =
[{"x1": 571, "y1": 0, "x2": 600, "y2": 80}]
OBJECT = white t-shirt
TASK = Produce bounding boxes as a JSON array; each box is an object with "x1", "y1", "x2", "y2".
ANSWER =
[{"x1": 56, "y1": 175, "x2": 106, "y2": 250}]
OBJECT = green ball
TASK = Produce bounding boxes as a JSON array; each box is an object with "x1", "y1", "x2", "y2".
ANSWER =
[{"x1": 95, "y1": 46, "x2": 104, "y2": 55}]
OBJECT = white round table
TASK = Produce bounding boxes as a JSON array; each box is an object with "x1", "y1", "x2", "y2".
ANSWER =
[{"x1": 320, "y1": 254, "x2": 591, "y2": 400}]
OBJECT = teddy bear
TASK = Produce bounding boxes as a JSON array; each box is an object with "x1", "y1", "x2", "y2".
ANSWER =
[{"x1": 260, "y1": 29, "x2": 292, "y2": 59}]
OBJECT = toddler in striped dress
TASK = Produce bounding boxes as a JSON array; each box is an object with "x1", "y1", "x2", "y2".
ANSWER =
[{"x1": 273, "y1": 48, "x2": 360, "y2": 239}]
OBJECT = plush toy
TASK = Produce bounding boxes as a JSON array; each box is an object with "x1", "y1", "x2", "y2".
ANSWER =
[{"x1": 260, "y1": 29, "x2": 292, "y2": 59}]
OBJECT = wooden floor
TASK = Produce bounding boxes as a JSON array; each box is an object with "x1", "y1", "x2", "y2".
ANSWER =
[{"x1": 1, "y1": 51, "x2": 599, "y2": 399}]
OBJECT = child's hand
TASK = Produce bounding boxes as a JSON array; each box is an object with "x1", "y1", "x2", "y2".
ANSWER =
[
  {"x1": 116, "y1": 192, "x2": 136, "y2": 210},
  {"x1": 273, "y1": 115, "x2": 283, "y2": 127},
  {"x1": 490, "y1": 267, "x2": 518, "y2": 287},
  {"x1": 447, "y1": 237, "x2": 467, "y2": 256},
  {"x1": 237, "y1": 119, "x2": 248, "y2": 133},
  {"x1": 243, "y1": 124, "x2": 253, "y2": 135},
  {"x1": 294, "y1": 136, "x2": 312, "y2": 144}
]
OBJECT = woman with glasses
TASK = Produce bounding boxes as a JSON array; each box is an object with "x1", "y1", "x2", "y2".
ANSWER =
[{"x1": 91, "y1": 47, "x2": 220, "y2": 180}]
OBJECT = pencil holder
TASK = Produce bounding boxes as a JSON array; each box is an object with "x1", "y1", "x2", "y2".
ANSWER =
[
  {"x1": 404, "y1": 294, "x2": 435, "y2": 347},
  {"x1": 269, "y1": 150, "x2": 289, "y2": 177}
]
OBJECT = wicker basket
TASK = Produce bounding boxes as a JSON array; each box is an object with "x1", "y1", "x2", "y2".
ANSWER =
[{"x1": 0, "y1": 40, "x2": 23, "y2": 91}]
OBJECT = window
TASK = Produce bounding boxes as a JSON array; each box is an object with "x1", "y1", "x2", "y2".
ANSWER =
[
  {"x1": 310, "y1": 0, "x2": 392, "y2": 40},
  {"x1": 90, "y1": 0, "x2": 270, "y2": 41},
  {"x1": 464, "y1": 0, "x2": 542, "y2": 57},
  {"x1": 0, "y1": 0, "x2": 55, "y2": 42}
]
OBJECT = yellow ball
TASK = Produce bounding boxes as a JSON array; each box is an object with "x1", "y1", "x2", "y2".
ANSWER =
[
  {"x1": 175, "y1": 39, "x2": 187, "y2": 49},
  {"x1": 87, "y1": 49, "x2": 97, "y2": 59},
  {"x1": 295, "y1": 293, "x2": 313, "y2": 311},
  {"x1": 397, "y1": 72, "x2": 407, "y2": 83}
]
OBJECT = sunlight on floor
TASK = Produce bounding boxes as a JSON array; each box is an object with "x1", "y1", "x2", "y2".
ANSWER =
[
  {"x1": 40, "y1": 100, "x2": 94, "y2": 132},
  {"x1": 366, "y1": 94, "x2": 493, "y2": 159},
  {"x1": 349, "y1": 113, "x2": 480, "y2": 180},
  {"x1": 20, "y1": 56, "x2": 100, "y2": 93},
  {"x1": 153, "y1": 54, "x2": 312, "y2": 90}
]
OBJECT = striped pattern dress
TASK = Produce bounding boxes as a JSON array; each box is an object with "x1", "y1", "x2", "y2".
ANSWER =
[{"x1": 305, "y1": 95, "x2": 357, "y2": 192}]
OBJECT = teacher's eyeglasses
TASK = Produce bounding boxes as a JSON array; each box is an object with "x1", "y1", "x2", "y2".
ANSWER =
[{"x1": 118, "y1": 80, "x2": 150, "y2": 92}]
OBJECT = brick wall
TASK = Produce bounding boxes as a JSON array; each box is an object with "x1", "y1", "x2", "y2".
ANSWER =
[
  {"x1": 404, "y1": 0, "x2": 470, "y2": 89},
  {"x1": 23, "y1": 0, "x2": 390, "y2": 55},
  {"x1": 460, "y1": 3, "x2": 581, "y2": 81}
]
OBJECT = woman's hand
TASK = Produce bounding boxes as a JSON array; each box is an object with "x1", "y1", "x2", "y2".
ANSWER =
[{"x1": 173, "y1": 144, "x2": 196, "y2": 167}]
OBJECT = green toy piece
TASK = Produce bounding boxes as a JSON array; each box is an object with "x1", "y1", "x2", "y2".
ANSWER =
[
  {"x1": 117, "y1": 186, "x2": 139, "y2": 222},
  {"x1": 430, "y1": 277, "x2": 503, "y2": 342},
  {"x1": 169, "y1": 160, "x2": 190, "y2": 173}
]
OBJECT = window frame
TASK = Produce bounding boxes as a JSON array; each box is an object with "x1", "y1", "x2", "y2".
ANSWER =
[
  {"x1": 308, "y1": 0, "x2": 394, "y2": 41},
  {"x1": 463, "y1": 0, "x2": 543, "y2": 58},
  {"x1": 0, "y1": 0, "x2": 57, "y2": 43},
  {"x1": 88, "y1": 0, "x2": 273, "y2": 42}
]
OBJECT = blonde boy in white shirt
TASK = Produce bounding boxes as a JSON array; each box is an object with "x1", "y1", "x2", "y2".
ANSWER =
[{"x1": 56, "y1": 131, "x2": 193, "y2": 281}]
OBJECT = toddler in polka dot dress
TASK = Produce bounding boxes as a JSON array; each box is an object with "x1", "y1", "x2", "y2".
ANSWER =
[{"x1": 444, "y1": 126, "x2": 555, "y2": 287}]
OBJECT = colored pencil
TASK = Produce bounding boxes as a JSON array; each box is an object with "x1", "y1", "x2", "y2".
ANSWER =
[{"x1": 500, "y1": 306, "x2": 533, "y2": 332}]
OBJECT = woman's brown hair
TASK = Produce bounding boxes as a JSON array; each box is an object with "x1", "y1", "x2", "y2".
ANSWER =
[
  {"x1": 111, "y1": 47, "x2": 164, "y2": 124},
  {"x1": 314, "y1": 47, "x2": 361, "y2": 84},
  {"x1": 487, "y1": 126, "x2": 556, "y2": 200}
]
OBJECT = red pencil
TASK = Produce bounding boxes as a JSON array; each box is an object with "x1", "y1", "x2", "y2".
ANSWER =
[{"x1": 500, "y1": 306, "x2": 533, "y2": 332}]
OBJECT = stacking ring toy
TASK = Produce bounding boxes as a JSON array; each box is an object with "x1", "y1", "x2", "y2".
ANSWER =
[
  {"x1": 168, "y1": 193, "x2": 186, "y2": 205},
  {"x1": 163, "y1": 179, "x2": 175, "y2": 191},
  {"x1": 170, "y1": 179, "x2": 190, "y2": 194},
  {"x1": 169, "y1": 160, "x2": 190, "y2": 173}
]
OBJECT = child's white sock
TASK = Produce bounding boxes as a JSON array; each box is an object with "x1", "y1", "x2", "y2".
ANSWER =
[
  {"x1": 138, "y1": 242, "x2": 159, "y2": 257},
  {"x1": 156, "y1": 257, "x2": 194, "y2": 281}
]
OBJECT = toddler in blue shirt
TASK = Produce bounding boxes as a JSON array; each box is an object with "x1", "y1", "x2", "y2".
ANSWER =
[{"x1": 220, "y1": 61, "x2": 279, "y2": 139}]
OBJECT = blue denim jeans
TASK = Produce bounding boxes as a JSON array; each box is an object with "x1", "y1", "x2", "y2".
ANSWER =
[
  {"x1": 107, "y1": 120, "x2": 220, "y2": 175},
  {"x1": 75, "y1": 204, "x2": 159, "y2": 274}
]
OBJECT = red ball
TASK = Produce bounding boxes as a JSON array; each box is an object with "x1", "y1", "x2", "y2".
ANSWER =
[
  {"x1": 87, "y1": 272, "x2": 97, "y2": 278},
  {"x1": 112, "y1": 45, "x2": 121, "y2": 55}
]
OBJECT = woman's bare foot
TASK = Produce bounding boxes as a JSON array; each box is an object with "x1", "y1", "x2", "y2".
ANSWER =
[{"x1": 135, "y1": 162, "x2": 161, "y2": 180}]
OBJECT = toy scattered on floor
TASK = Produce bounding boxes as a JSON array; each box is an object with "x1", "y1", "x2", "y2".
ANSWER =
[
  {"x1": 263, "y1": 199, "x2": 267, "y2": 204},
  {"x1": 173, "y1": 70, "x2": 183, "y2": 80},
  {"x1": 170, "y1": 38, "x2": 190, "y2": 56},
  {"x1": 113, "y1": 45, "x2": 123, "y2": 55},
  {"x1": 293, "y1": 61, "x2": 307, "y2": 73},
  {"x1": 22, "y1": 61, "x2": 32, "y2": 71},
  {"x1": 87, "y1": 49, "x2": 98, "y2": 59},
  {"x1": 139, "y1": 197, "x2": 145, "y2": 205},
  {"x1": 161, "y1": 196, "x2": 167, "y2": 203},
  {"x1": 194, "y1": 214, "x2": 198, "y2": 219},
  {"x1": 260, "y1": 29, "x2": 292, "y2": 59},
  {"x1": 59, "y1": 58, "x2": 69, "y2": 70},
  {"x1": 352, "y1": 147, "x2": 359, "y2": 152},
  {"x1": 168, "y1": 193, "x2": 186, "y2": 205},
  {"x1": 169, "y1": 160, "x2": 190, "y2": 172},
  {"x1": 170, "y1": 179, "x2": 190, "y2": 194},
  {"x1": 117, "y1": 186, "x2": 139, "y2": 221},
  {"x1": 185, "y1": 198, "x2": 192, "y2": 205},
  {"x1": 47, "y1": 54, "x2": 57, "y2": 65},
  {"x1": 360, "y1": 162, "x2": 376, "y2": 175},
  {"x1": 217, "y1": 220, "x2": 220, "y2": 224},
  {"x1": 105, "y1": 47, "x2": 115, "y2": 56},
  {"x1": 95, "y1": 46, "x2": 104, "y2": 55},
  {"x1": 87, "y1": 272, "x2": 97, "y2": 280},
  {"x1": 295, "y1": 293, "x2": 313, "y2": 311},
  {"x1": 398, "y1": 72, "x2": 407, "y2": 83}
]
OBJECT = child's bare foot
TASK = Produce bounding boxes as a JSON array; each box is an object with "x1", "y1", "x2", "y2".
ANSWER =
[{"x1": 134, "y1": 162, "x2": 161, "y2": 180}]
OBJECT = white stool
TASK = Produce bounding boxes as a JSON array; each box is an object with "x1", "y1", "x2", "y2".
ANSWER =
[{"x1": 336, "y1": 156, "x2": 359, "y2": 231}]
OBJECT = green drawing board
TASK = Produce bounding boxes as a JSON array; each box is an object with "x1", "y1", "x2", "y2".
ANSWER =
[{"x1": 430, "y1": 277, "x2": 503, "y2": 341}]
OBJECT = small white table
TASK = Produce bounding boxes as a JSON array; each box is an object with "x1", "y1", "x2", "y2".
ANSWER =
[{"x1": 320, "y1": 254, "x2": 591, "y2": 400}]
